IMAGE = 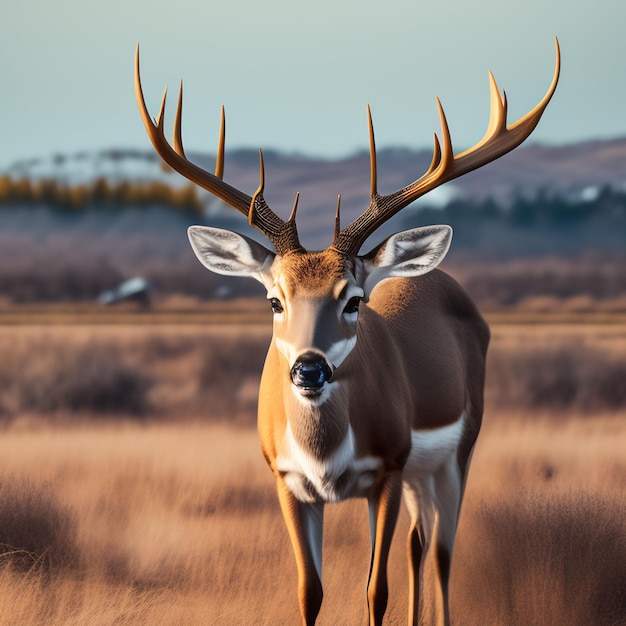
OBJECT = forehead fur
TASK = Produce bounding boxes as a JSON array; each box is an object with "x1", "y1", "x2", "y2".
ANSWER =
[{"x1": 278, "y1": 249, "x2": 352, "y2": 296}]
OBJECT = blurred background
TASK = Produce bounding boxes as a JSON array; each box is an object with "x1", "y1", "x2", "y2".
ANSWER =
[
  {"x1": 1, "y1": 0, "x2": 625, "y2": 310},
  {"x1": 0, "y1": 1, "x2": 624, "y2": 624}
]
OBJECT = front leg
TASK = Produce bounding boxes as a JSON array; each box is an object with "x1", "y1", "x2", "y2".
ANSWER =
[
  {"x1": 367, "y1": 471, "x2": 403, "y2": 626},
  {"x1": 276, "y1": 477, "x2": 324, "y2": 625}
]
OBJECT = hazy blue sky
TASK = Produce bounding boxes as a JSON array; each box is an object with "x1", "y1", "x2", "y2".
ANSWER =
[{"x1": 1, "y1": 0, "x2": 625, "y2": 169}]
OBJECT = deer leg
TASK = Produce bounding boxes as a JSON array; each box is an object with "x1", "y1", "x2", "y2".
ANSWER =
[
  {"x1": 402, "y1": 476, "x2": 435, "y2": 626},
  {"x1": 426, "y1": 439, "x2": 477, "y2": 626},
  {"x1": 406, "y1": 518, "x2": 425, "y2": 626},
  {"x1": 367, "y1": 471, "x2": 403, "y2": 626},
  {"x1": 430, "y1": 458, "x2": 465, "y2": 626},
  {"x1": 403, "y1": 468, "x2": 460, "y2": 626},
  {"x1": 276, "y1": 478, "x2": 324, "y2": 626}
]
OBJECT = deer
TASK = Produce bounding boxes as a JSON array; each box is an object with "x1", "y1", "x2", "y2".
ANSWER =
[{"x1": 134, "y1": 39, "x2": 559, "y2": 625}]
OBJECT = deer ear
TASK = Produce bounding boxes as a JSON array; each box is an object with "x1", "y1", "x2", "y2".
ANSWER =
[
  {"x1": 360, "y1": 225, "x2": 452, "y2": 297},
  {"x1": 188, "y1": 226, "x2": 276, "y2": 288}
]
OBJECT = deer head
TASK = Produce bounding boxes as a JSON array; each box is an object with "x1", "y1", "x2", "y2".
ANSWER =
[{"x1": 135, "y1": 39, "x2": 559, "y2": 400}]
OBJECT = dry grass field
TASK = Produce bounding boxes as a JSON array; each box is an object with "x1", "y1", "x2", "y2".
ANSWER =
[{"x1": 0, "y1": 315, "x2": 625, "y2": 625}]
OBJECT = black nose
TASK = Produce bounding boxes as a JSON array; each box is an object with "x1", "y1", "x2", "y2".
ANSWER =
[{"x1": 290, "y1": 352, "x2": 332, "y2": 391}]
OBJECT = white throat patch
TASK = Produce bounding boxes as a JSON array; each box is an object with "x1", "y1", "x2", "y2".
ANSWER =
[{"x1": 277, "y1": 424, "x2": 382, "y2": 503}]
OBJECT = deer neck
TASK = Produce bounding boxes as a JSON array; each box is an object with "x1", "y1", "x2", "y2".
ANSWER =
[{"x1": 284, "y1": 376, "x2": 351, "y2": 461}]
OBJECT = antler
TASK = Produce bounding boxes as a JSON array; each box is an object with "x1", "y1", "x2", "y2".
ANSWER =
[
  {"x1": 333, "y1": 37, "x2": 561, "y2": 255},
  {"x1": 134, "y1": 46, "x2": 303, "y2": 255}
]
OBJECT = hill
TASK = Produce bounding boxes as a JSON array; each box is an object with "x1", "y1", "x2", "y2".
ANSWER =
[{"x1": 0, "y1": 139, "x2": 624, "y2": 306}]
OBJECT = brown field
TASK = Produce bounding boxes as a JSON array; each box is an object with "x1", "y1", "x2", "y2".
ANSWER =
[{"x1": 0, "y1": 314, "x2": 625, "y2": 625}]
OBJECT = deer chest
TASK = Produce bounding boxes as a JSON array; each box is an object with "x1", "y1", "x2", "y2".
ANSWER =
[{"x1": 275, "y1": 424, "x2": 384, "y2": 504}]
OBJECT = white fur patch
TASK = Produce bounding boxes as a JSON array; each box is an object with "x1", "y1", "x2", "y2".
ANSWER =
[
  {"x1": 404, "y1": 414, "x2": 465, "y2": 476},
  {"x1": 277, "y1": 425, "x2": 382, "y2": 503},
  {"x1": 290, "y1": 380, "x2": 336, "y2": 406},
  {"x1": 187, "y1": 226, "x2": 274, "y2": 286},
  {"x1": 325, "y1": 336, "x2": 357, "y2": 368},
  {"x1": 302, "y1": 503, "x2": 324, "y2": 581},
  {"x1": 401, "y1": 414, "x2": 469, "y2": 566},
  {"x1": 377, "y1": 226, "x2": 452, "y2": 272}
]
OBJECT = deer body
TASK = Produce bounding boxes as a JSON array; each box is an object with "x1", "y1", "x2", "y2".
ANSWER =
[
  {"x1": 259, "y1": 268, "x2": 485, "y2": 483},
  {"x1": 135, "y1": 39, "x2": 559, "y2": 625},
  {"x1": 255, "y1": 252, "x2": 488, "y2": 624}
]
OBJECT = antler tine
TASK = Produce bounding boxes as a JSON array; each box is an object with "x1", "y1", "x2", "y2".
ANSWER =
[
  {"x1": 156, "y1": 87, "x2": 168, "y2": 129},
  {"x1": 134, "y1": 45, "x2": 302, "y2": 255},
  {"x1": 333, "y1": 37, "x2": 561, "y2": 255},
  {"x1": 174, "y1": 81, "x2": 185, "y2": 157},
  {"x1": 249, "y1": 148, "x2": 265, "y2": 226},
  {"x1": 425, "y1": 133, "x2": 442, "y2": 176},
  {"x1": 289, "y1": 192, "x2": 300, "y2": 223},
  {"x1": 215, "y1": 105, "x2": 225, "y2": 179},
  {"x1": 367, "y1": 105, "x2": 377, "y2": 198},
  {"x1": 334, "y1": 195, "x2": 341, "y2": 240},
  {"x1": 435, "y1": 97, "x2": 455, "y2": 171}
]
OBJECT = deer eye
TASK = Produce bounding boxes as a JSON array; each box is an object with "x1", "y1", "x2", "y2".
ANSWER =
[
  {"x1": 343, "y1": 296, "x2": 362, "y2": 315},
  {"x1": 270, "y1": 298, "x2": 284, "y2": 314}
]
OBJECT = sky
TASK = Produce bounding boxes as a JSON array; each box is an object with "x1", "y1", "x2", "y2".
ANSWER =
[{"x1": 1, "y1": 0, "x2": 625, "y2": 170}]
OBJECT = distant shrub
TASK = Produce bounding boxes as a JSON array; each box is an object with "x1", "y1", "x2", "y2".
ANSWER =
[
  {"x1": 197, "y1": 335, "x2": 269, "y2": 422},
  {"x1": 454, "y1": 256, "x2": 626, "y2": 307},
  {"x1": 0, "y1": 477, "x2": 78, "y2": 572},
  {"x1": 0, "y1": 175, "x2": 204, "y2": 214},
  {"x1": 0, "y1": 262, "x2": 124, "y2": 302},
  {"x1": 18, "y1": 344, "x2": 153, "y2": 416},
  {"x1": 454, "y1": 491, "x2": 626, "y2": 625},
  {"x1": 198, "y1": 336, "x2": 268, "y2": 385},
  {"x1": 488, "y1": 342, "x2": 626, "y2": 411}
]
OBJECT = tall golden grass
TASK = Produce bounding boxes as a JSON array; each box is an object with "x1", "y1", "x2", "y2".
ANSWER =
[
  {"x1": 0, "y1": 416, "x2": 624, "y2": 625},
  {"x1": 1, "y1": 320, "x2": 625, "y2": 422},
  {"x1": 0, "y1": 321, "x2": 624, "y2": 624}
]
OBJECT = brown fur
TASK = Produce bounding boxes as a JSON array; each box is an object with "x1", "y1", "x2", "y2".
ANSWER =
[
  {"x1": 279, "y1": 250, "x2": 352, "y2": 297},
  {"x1": 257, "y1": 252, "x2": 489, "y2": 626}
]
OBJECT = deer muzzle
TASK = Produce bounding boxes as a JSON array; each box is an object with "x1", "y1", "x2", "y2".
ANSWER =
[{"x1": 290, "y1": 351, "x2": 333, "y2": 395}]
